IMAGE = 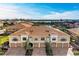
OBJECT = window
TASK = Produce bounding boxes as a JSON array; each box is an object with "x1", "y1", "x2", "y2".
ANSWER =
[
  {"x1": 61, "y1": 38, "x2": 66, "y2": 41},
  {"x1": 52, "y1": 38, "x2": 56, "y2": 40},
  {"x1": 35, "y1": 38, "x2": 38, "y2": 41},
  {"x1": 41, "y1": 37, "x2": 45, "y2": 41},
  {"x1": 23, "y1": 37, "x2": 27, "y2": 41},
  {"x1": 12, "y1": 38, "x2": 18, "y2": 41}
]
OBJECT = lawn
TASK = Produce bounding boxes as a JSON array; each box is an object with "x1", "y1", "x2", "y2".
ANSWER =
[
  {"x1": 73, "y1": 50, "x2": 79, "y2": 55},
  {"x1": 0, "y1": 48, "x2": 5, "y2": 55},
  {"x1": 0, "y1": 36, "x2": 9, "y2": 46}
]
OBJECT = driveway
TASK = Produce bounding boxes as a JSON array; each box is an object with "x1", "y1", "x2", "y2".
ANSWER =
[
  {"x1": 32, "y1": 47, "x2": 68, "y2": 56},
  {"x1": 5, "y1": 47, "x2": 25, "y2": 56},
  {"x1": 67, "y1": 47, "x2": 74, "y2": 56},
  {"x1": 52, "y1": 47, "x2": 68, "y2": 56},
  {"x1": 32, "y1": 48, "x2": 46, "y2": 56}
]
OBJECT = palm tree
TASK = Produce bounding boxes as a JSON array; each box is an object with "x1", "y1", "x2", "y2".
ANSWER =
[
  {"x1": 45, "y1": 34, "x2": 53, "y2": 56},
  {"x1": 25, "y1": 36, "x2": 33, "y2": 56}
]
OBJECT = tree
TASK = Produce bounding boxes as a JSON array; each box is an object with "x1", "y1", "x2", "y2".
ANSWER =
[
  {"x1": 45, "y1": 42, "x2": 53, "y2": 56},
  {"x1": 45, "y1": 34, "x2": 53, "y2": 56},
  {"x1": 25, "y1": 37, "x2": 33, "y2": 56}
]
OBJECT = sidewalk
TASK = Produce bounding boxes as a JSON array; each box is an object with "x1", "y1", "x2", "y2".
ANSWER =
[{"x1": 67, "y1": 47, "x2": 74, "y2": 56}]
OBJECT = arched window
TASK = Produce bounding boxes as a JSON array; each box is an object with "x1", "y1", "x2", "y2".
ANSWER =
[{"x1": 12, "y1": 38, "x2": 18, "y2": 41}]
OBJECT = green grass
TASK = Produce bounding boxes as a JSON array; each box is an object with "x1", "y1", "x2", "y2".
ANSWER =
[
  {"x1": 0, "y1": 49, "x2": 5, "y2": 55},
  {"x1": 73, "y1": 51, "x2": 79, "y2": 55},
  {"x1": 0, "y1": 36, "x2": 9, "y2": 46}
]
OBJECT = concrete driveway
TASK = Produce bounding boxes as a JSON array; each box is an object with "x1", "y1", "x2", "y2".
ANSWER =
[
  {"x1": 5, "y1": 47, "x2": 26, "y2": 56},
  {"x1": 67, "y1": 47, "x2": 74, "y2": 56},
  {"x1": 32, "y1": 47, "x2": 69, "y2": 56},
  {"x1": 52, "y1": 47, "x2": 68, "y2": 56},
  {"x1": 32, "y1": 48, "x2": 46, "y2": 56}
]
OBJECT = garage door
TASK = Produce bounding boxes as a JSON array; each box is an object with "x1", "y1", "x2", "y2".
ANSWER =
[
  {"x1": 10, "y1": 43, "x2": 21, "y2": 48},
  {"x1": 40, "y1": 43, "x2": 45, "y2": 47},
  {"x1": 57, "y1": 43, "x2": 62, "y2": 48},
  {"x1": 51, "y1": 43, "x2": 56, "y2": 47},
  {"x1": 63, "y1": 43, "x2": 69, "y2": 48},
  {"x1": 17, "y1": 43, "x2": 22, "y2": 47},
  {"x1": 33, "y1": 43, "x2": 39, "y2": 48},
  {"x1": 10, "y1": 43, "x2": 15, "y2": 48}
]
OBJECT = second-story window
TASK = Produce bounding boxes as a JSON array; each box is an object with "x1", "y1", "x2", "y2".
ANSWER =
[
  {"x1": 12, "y1": 38, "x2": 18, "y2": 41},
  {"x1": 41, "y1": 37, "x2": 45, "y2": 41},
  {"x1": 61, "y1": 38, "x2": 67, "y2": 41},
  {"x1": 35, "y1": 38, "x2": 38, "y2": 41},
  {"x1": 23, "y1": 37, "x2": 27, "y2": 41},
  {"x1": 52, "y1": 38, "x2": 56, "y2": 41}
]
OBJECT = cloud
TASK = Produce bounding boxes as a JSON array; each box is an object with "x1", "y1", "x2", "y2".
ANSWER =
[
  {"x1": 0, "y1": 4, "x2": 42, "y2": 19},
  {"x1": 42, "y1": 10, "x2": 79, "y2": 19},
  {"x1": 0, "y1": 4, "x2": 79, "y2": 19}
]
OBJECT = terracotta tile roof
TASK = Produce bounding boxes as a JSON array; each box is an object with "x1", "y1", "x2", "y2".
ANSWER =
[
  {"x1": 10, "y1": 25, "x2": 69, "y2": 37},
  {"x1": 10, "y1": 28, "x2": 29, "y2": 36},
  {"x1": 5, "y1": 22, "x2": 32, "y2": 31}
]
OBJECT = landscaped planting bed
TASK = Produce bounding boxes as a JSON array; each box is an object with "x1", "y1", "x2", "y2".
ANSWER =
[
  {"x1": 0, "y1": 48, "x2": 7, "y2": 55},
  {"x1": 0, "y1": 35, "x2": 9, "y2": 55},
  {"x1": 0, "y1": 49, "x2": 4, "y2": 55},
  {"x1": 0, "y1": 36, "x2": 9, "y2": 46},
  {"x1": 73, "y1": 50, "x2": 79, "y2": 55}
]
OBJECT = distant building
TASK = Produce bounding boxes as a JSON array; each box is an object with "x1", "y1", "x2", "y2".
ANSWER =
[
  {"x1": 0, "y1": 29, "x2": 6, "y2": 34},
  {"x1": 0, "y1": 20, "x2": 4, "y2": 27},
  {"x1": 68, "y1": 28, "x2": 79, "y2": 37}
]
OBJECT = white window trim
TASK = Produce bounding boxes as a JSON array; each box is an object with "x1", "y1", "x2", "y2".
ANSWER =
[
  {"x1": 21, "y1": 35, "x2": 28, "y2": 42},
  {"x1": 50, "y1": 35, "x2": 58, "y2": 42},
  {"x1": 10, "y1": 36, "x2": 20, "y2": 43}
]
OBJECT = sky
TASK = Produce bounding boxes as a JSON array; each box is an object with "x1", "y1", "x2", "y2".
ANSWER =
[{"x1": 0, "y1": 3, "x2": 79, "y2": 19}]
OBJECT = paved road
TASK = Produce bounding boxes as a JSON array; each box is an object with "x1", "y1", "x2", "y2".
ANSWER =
[
  {"x1": 5, "y1": 47, "x2": 26, "y2": 56},
  {"x1": 32, "y1": 48, "x2": 46, "y2": 56}
]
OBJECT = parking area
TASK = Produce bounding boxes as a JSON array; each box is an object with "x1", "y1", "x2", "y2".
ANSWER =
[
  {"x1": 32, "y1": 47, "x2": 46, "y2": 56},
  {"x1": 4, "y1": 47, "x2": 71, "y2": 56},
  {"x1": 5, "y1": 47, "x2": 25, "y2": 56}
]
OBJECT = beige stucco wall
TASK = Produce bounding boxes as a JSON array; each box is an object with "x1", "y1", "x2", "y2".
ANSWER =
[{"x1": 9, "y1": 34, "x2": 70, "y2": 48}]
